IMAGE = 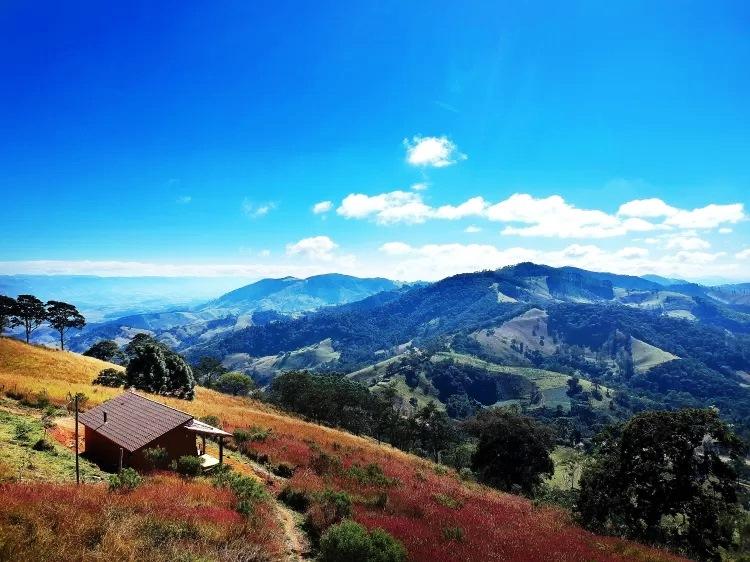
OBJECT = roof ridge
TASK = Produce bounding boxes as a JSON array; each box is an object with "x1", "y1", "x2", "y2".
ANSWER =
[{"x1": 125, "y1": 389, "x2": 194, "y2": 419}]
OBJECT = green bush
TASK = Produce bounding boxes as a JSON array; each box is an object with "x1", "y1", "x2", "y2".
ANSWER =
[
  {"x1": 271, "y1": 463, "x2": 294, "y2": 478},
  {"x1": 278, "y1": 486, "x2": 311, "y2": 511},
  {"x1": 211, "y1": 467, "x2": 268, "y2": 516},
  {"x1": 93, "y1": 368, "x2": 126, "y2": 388},
  {"x1": 171, "y1": 455, "x2": 203, "y2": 477},
  {"x1": 13, "y1": 420, "x2": 33, "y2": 442},
  {"x1": 143, "y1": 446, "x2": 169, "y2": 469},
  {"x1": 442, "y1": 526, "x2": 464, "y2": 542},
  {"x1": 319, "y1": 520, "x2": 406, "y2": 562},
  {"x1": 109, "y1": 468, "x2": 142, "y2": 492},
  {"x1": 308, "y1": 489, "x2": 353, "y2": 534},
  {"x1": 32, "y1": 438, "x2": 55, "y2": 452}
]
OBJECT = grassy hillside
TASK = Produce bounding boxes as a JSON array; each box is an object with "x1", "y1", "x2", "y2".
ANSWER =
[{"x1": 0, "y1": 337, "x2": 683, "y2": 562}]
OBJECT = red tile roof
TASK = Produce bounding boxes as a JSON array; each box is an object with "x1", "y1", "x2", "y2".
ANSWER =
[{"x1": 78, "y1": 391, "x2": 193, "y2": 452}]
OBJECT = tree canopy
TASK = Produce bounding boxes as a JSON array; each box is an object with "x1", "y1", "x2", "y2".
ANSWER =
[
  {"x1": 577, "y1": 408, "x2": 745, "y2": 560},
  {"x1": 13, "y1": 294, "x2": 46, "y2": 343},
  {"x1": 464, "y1": 408, "x2": 554, "y2": 495},
  {"x1": 125, "y1": 335, "x2": 196, "y2": 400},
  {"x1": 45, "y1": 300, "x2": 85, "y2": 350}
]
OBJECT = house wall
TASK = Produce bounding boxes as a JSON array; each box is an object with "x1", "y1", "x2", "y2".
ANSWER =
[{"x1": 84, "y1": 425, "x2": 198, "y2": 472}]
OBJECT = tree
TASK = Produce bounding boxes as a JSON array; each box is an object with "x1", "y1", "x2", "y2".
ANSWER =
[
  {"x1": 577, "y1": 409, "x2": 745, "y2": 560},
  {"x1": 463, "y1": 408, "x2": 554, "y2": 495},
  {"x1": 0, "y1": 295, "x2": 19, "y2": 335},
  {"x1": 84, "y1": 340, "x2": 124, "y2": 363},
  {"x1": 126, "y1": 339, "x2": 196, "y2": 399},
  {"x1": 13, "y1": 294, "x2": 47, "y2": 343},
  {"x1": 45, "y1": 300, "x2": 85, "y2": 350},
  {"x1": 215, "y1": 371, "x2": 255, "y2": 396},
  {"x1": 192, "y1": 356, "x2": 228, "y2": 387}
]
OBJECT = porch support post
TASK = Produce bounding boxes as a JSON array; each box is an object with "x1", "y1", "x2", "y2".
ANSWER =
[
  {"x1": 201, "y1": 435, "x2": 206, "y2": 455},
  {"x1": 219, "y1": 436, "x2": 224, "y2": 465}
]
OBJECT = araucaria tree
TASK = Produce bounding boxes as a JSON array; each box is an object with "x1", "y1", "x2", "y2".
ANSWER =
[
  {"x1": 13, "y1": 294, "x2": 47, "y2": 343},
  {"x1": 125, "y1": 335, "x2": 196, "y2": 399},
  {"x1": 577, "y1": 408, "x2": 745, "y2": 560},
  {"x1": 45, "y1": 300, "x2": 86, "y2": 350},
  {"x1": 0, "y1": 295, "x2": 20, "y2": 335}
]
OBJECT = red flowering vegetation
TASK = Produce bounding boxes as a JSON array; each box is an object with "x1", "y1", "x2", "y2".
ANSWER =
[{"x1": 0, "y1": 473, "x2": 285, "y2": 562}]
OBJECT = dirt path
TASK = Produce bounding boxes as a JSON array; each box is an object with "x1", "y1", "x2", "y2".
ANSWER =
[{"x1": 203, "y1": 442, "x2": 311, "y2": 561}]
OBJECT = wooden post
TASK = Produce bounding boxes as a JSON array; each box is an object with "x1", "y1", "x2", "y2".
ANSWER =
[
  {"x1": 201, "y1": 435, "x2": 206, "y2": 456},
  {"x1": 219, "y1": 436, "x2": 223, "y2": 465},
  {"x1": 119, "y1": 448, "x2": 124, "y2": 473},
  {"x1": 74, "y1": 394, "x2": 80, "y2": 485}
]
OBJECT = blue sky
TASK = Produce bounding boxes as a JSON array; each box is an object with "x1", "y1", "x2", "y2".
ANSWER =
[{"x1": 1, "y1": 1, "x2": 749, "y2": 281}]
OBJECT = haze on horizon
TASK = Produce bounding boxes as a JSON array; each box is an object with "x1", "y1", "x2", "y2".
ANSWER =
[{"x1": 2, "y1": 2, "x2": 749, "y2": 283}]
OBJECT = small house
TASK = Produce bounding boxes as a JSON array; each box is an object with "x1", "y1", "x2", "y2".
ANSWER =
[{"x1": 78, "y1": 390, "x2": 230, "y2": 471}]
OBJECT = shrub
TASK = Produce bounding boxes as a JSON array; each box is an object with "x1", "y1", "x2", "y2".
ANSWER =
[
  {"x1": 271, "y1": 463, "x2": 294, "y2": 478},
  {"x1": 13, "y1": 420, "x2": 33, "y2": 441},
  {"x1": 278, "y1": 486, "x2": 311, "y2": 512},
  {"x1": 199, "y1": 415, "x2": 221, "y2": 428},
  {"x1": 307, "y1": 489, "x2": 352, "y2": 534},
  {"x1": 319, "y1": 520, "x2": 406, "y2": 562},
  {"x1": 215, "y1": 371, "x2": 255, "y2": 396},
  {"x1": 93, "y1": 368, "x2": 126, "y2": 388},
  {"x1": 32, "y1": 438, "x2": 55, "y2": 452},
  {"x1": 211, "y1": 468, "x2": 268, "y2": 516},
  {"x1": 433, "y1": 493, "x2": 462, "y2": 509},
  {"x1": 141, "y1": 518, "x2": 200, "y2": 545},
  {"x1": 109, "y1": 468, "x2": 142, "y2": 492},
  {"x1": 442, "y1": 526, "x2": 464, "y2": 542},
  {"x1": 143, "y1": 446, "x2": 169, "y2": 470},
  {"x1": 171, "y1": 455, "x2": 203, "y2": 477},
  {"x1": 345, "y1": 463, "x2": 395, "y2": 486},
  {"x1": 310, "y1": 451, "x2": 342, "y2": 476}
]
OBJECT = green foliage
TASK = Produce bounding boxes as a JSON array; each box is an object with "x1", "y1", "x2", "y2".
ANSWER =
[
  {"x1": 442, "y1": 526, "x2": 464, "y2": 542},
  {"x1": 12, "y1": 294, "x2": 46, "y2": 343},
  {"x1": 464, "y1": 408, "x2": 554, "y2": 496},
  {"x1": 171, "y1": 455, "x2": 203, "y2": 477},
  {"x1": 31, "y1": 438, "x2": 54, "y2": 452},
  {"x1": 433, "y1": 493, "x2": 462, "y2": 509},
  {"x1": 278, "y1": 486, "x2": 310, "y2": 511},
  {"x1": 319, "y1": 520, "x2": 406, "y2": 562},
  {"x1": 125, "y1": 335, "x2": 196, "y2": 399},
  {"x1": 211, "y1": 467, "x2": 268, "y2": 516},
  {"x1": 0, "y1": 295, "x2": 20, "y2": 335},
  {"x1": 83, "y1": 340, "x2": 125, "y2": 363},
  {"x1": 109, "y1": 468, "x2": 142, "y2": 492},
  {"x1": 345, "y1": 463, "x2": 396, "y2": 487},
  {"x1": 45, "y1": 300, "x2": 85, "y2": 350},
  {"x1": 191, "y1": 356, "x2": 228, "y2": 387},
  {"x1": 143, "y1": 446, "x2": 169, "y2": 469},
  {"x1": 215, "y1": 371, "x2": 255, "y2": 396},
  {"x1": 577, "y1": 408, "x2": 745, "y2": 560},
  {"x1": 13, "y1": 420, "x2": 33, "y2": 442},
  {"x1": 92, "y1": 367, "x2": 126, "y2": 388}
]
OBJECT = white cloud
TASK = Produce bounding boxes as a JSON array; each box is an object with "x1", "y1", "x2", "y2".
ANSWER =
[
  {"x1": 737, "y1": 248, "x2": 750, "y2": 260},
  {"x1": 411, "y1": 182, "x2": 429, "y2": 191},
  {"x1": 176, "y1": 195, "x2": 192, "y2": 205},
  {"x1": 404, "y1": 135, "x2": 466, "y2": 167},
  {"x1": 312, "y1": 200, "x2": 333, "y2": 214},
  {"x1": 464, "y1": 225, "x2": 482, "y2": 233},
  {"x1": 337, "y1": 191, "x2": 432, "y2": 224},
  {"x1": 664, "y1": 236, "x2": 711, "y2": 251},
  {"x1": 663, "y1": 203, "x2": 745, "y2": 229},
  {"x1": 333, "y1": 190, "x2": 744, "y2": 239},
  {"x1": 285, "y1": 236, "x2": 338, "y2": 261},
  {"x1": 434, "y1": 196, "x2": 487, "y2": 220},
  {"x1": 617, "y1": 198, "x2": 678, "y2": 218},
  {"x1": 242, "y1": 200, "x2": 276, "y2": 218},
  {"x1": 719, "y1": 227, "x2": 733, "y2": 234},
  {"x1": 379, "y1": 242, "x2": 413, "y2": 256}
]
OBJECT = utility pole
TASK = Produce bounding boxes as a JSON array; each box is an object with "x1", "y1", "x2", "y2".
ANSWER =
[{"x1": 74, "y1": 394, "x2": 80, "y2": 485}]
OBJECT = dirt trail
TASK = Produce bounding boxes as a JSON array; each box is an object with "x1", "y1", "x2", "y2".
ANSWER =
[{"x1": 204, "y1": 442, "x2": 311, "y2": 561}]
